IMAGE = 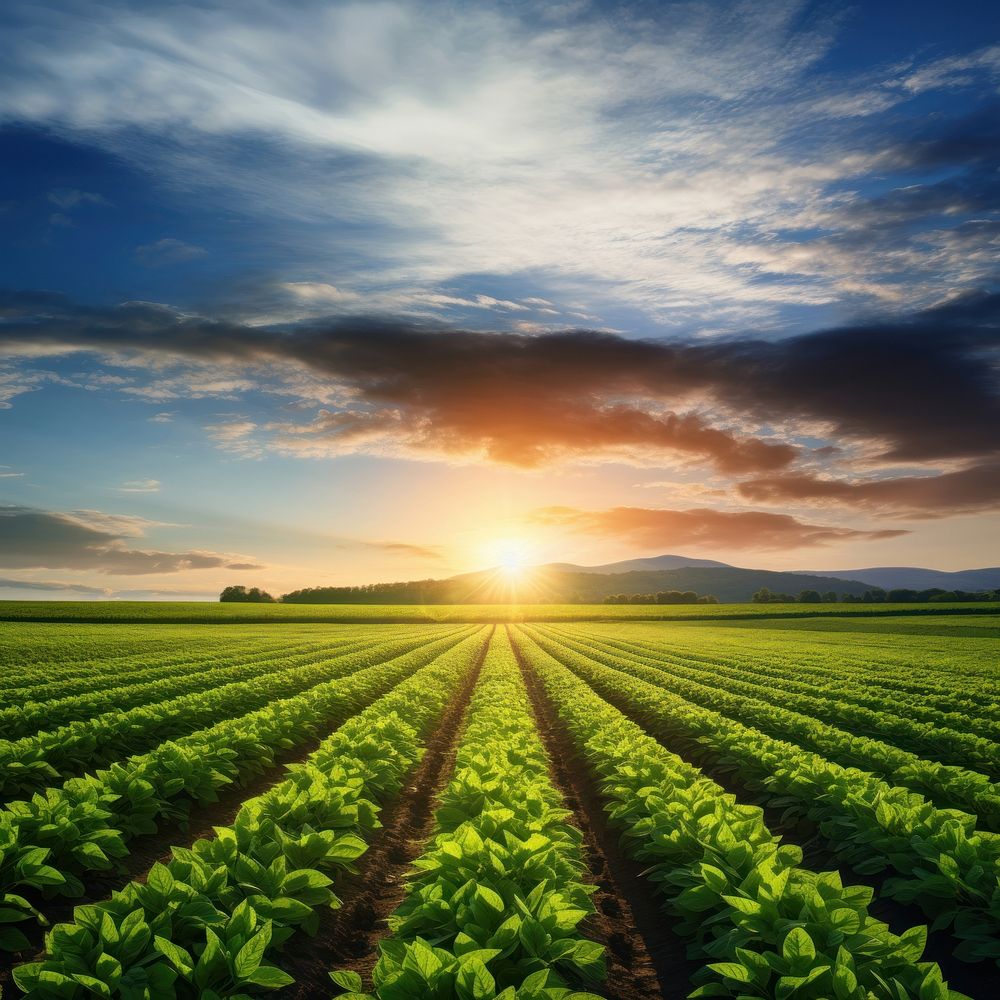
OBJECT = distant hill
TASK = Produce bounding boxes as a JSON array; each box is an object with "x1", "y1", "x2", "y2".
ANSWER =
[
  {"x1": 283, "y1": 562, "x2": 877, "y2": 604},
  {"x1": 799, "y1": 566, "x2": 1000, "y2": 591},
  {"x1": 279, "y1": 553, "x2": 1000, "y2": 605},
  {"x1": 545, "y1": 554, "x2": 732, "y2": 574},
  {"x1": 525, "y1": 566, "x2": 875, "y2": 603}
]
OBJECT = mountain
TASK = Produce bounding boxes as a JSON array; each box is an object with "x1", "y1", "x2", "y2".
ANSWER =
[
  {"x1": 282, "y1": 554, "x2": 999, "y2": 605},
  {"x1": 544, "y1": 554, "x2": 732, "y2": 574},
  {"x1": 439, "y1": 562, "x2": 876, "y2": 603},
  {"x1": 800, "y1": 566, "x2": 1000, "y2": 591}
]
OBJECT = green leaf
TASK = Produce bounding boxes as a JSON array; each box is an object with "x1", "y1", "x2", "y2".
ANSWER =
[
  {"x1": 234, "y1": 924, "x2": 272, "y2": 978},
  {"x1": 331, "y1": 969, "x2": 364, "y2": 992},
  {"x1": 707, "y1": 962, "x2": 754, "y2": 984},
  {"x1": 154, "y1": 935, "x2": 194, "y2": 977},
  {"x1": 245, "y1": 965, "x2": 296, "y2": 988},
  {"x1": 456, "y1": 957, "x2": 495, "y2": 1000},
  {"x1": 781, "y1": 927, "x2": 815, "y2": 968}
]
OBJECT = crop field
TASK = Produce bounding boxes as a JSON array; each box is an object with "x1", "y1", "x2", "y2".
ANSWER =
[{"x1": 0, "y1": 614, "x2": 996, "y2": 999}]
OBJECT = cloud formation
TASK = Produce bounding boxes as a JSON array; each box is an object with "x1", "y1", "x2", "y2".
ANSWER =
[
  {"x1": 1, "y1": 3, "x2": 997, "y2": 326},
  {"x1": 0, "y1": 505, "x2": 262, "y2": 575},
  {"x1": 0, "y1": 576, "x2": 111, "y2": 594},
  {"x1": 528, "y1": 506, "x2": 908, "y2": 551},
  {"x1": 0, "y1": 289, "x2": 997, "y2": 479},
  {"x1": 738, "y1": 463, "x2": 1000, "y2": 516}
]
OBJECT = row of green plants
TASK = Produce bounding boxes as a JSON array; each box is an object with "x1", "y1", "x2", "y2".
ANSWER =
[
  {"x1": 540, "y1": 625, "x2": 1000, "y2": 826},
  {"x1": 0, "y1": 629, "x2": 446, "y2": 799},
  {"x1": 0, "y1": 628, "x2": 474, "y2": 953},
  {"x1": 572, "y1": 625, "x2": 1000, "y2": 747},
  {"x1": 332, "y1": 626, "x2": 606, "y2": 1000},
  {"x1": 0, "y1": 635, "x2": 356, "y2": 735},
  {"x1": 525, "y1": 628, "x2": 1000, "y2": 967},
  {"x1": 11, "y1": 629, "x2": 491, "y2": 998},
  {"x1": 514, "y1": 628, "x2": 967, "y2": 1000},
  {"x1": 0, "y1": 629, "x2": 257, "y2": 692},
  {"x1": 0, "y1": 632, "x2": 329, "y2": 707},
  {"x1": 579, "y1": 622, "x2": 997, "y2": 712}
]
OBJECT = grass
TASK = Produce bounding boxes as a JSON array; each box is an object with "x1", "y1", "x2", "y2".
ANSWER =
[{"x1": 0, "y1": 599, "x2": 997, "y2": 624}]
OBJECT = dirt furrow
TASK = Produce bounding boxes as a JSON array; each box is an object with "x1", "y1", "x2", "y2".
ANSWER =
[
  {"x1": 276, "y1": 626, "x2": 493, "y2": 998},
  {"x1": 508, "y1": 626, "x2": 698, "y2": 1000}
]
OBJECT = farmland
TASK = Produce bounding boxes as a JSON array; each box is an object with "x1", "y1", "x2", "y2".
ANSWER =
[{"x1": 0, "y1": 612, "x2": 996, "y2": 999}]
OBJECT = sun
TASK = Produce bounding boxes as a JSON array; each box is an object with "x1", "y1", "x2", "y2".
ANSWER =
[{"x1": 492, "y1": 538, "x2": 532, "y2": 578}]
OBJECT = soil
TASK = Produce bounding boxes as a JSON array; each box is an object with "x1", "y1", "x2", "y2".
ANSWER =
[
  {"x1": 274, "y1": 626, "x2": 493, "y2": 999},
  {"x1": 574, "y1": 668, "x2": 998, "y2": 998},
  {"x1": 508, "y1": 626, "x2": 701, "y2": 1000}
]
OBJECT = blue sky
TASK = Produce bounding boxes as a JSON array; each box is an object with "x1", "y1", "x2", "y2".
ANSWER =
[{"x1": 1, "y1": 0, "x2": 998, "y2": 598}]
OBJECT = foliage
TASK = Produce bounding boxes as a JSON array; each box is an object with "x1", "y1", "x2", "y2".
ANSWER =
[
  {"x1": 219, "y1": 586, "x2": 276, "y2": 604},
  {"x1": 521, "y1": 626, "x2": 1000, "y2": 967},
  {"x1": 332, "y1": 628, "x2": 604, "y2": 999},
  {"x1": 11, "y1": 631, "x2": 490, "y2": 997},
  {"x1": 514, "y1": 629, "x2": 970, "y2": 998}
]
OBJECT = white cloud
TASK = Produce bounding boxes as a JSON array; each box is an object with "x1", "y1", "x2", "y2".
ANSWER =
[
  {"x1": 0, "y1": 2, "x2": 995, "y2": 328},
  {"x1": 116, "y1": 478, "x2": 161, "y2": 493},
  {"x1": 135, "y1": 238, "x2": 207, "y2": 266}
]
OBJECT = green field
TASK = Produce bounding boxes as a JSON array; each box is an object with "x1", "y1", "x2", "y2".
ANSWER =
[
  {"x1": 1, "y1": 611, "x2": 995, "y2": 999},
  {"x1": 2, "y1": 598, "x2": 998, "y2": 624}
]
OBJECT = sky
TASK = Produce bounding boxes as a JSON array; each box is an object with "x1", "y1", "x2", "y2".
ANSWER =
[{"x1": 1, "y1": 0, "x2": 998, "y2": 599}]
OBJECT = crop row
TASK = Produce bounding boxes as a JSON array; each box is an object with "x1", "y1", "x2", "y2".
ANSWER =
[
  {"x1": 0, "y1": 628, "x2": 454, "y2": 801},
  {"x1": 576, "y1": 624, "x2": 1000, "y2": 735},
  {"x1": 523, "y1": 627, "x2": 1000, "y2": 967},
  {"x1": 0, "y1": 628, "x2": 435, "y2": 740},
  {"x1": 580, "y1": 623, "x2": 999, "y2": 714},
  {"x1": 514, "y1": 628, "x2": 966, "y2": 1000},
  {"x1": 0, "y1": 627, "x2": 475, "y2": 951},
  {"x1": 539, "y1": 625, "x2": 1000, "y2": 826},
  {"x1": 333, "y1": 626, "x2": 605, "y2": 999},
  {"x1": 0, "y1": 632, "x2": 321, "y2": 704},
  {"x1": 11, "y1": 628, "x2": 491, "y2": 998},
  {"x1": 1, "y1": 632, "x2": 372, "y2": 711},
  {"x1": 570, "y1": 626, "x2": 1000, "y2": 739}
]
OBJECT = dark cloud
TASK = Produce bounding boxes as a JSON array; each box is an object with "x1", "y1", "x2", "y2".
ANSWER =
[
  {"x1": 527, "y1": 506, "x2": 908, "y2": 551},
  {"x1": 0, "y1": 505, "x2": 263, "y2": 575},
  {"x1": 0, "y1": 576, "x2": 110, "y2": 594},
  {"x1": 738, "y1": 462, "x2": 1000, "y2": 516},
  {"x1": 0, "y1": 288, "x2": 997, "y2": 471}
]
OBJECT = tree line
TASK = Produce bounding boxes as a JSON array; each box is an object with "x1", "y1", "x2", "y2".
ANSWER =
[
  {"x1": 602, "y1": 590, "x2": 719, "y2": 605},
  {"x1": 752, "y1": 586, "x2": 1000, "y2": 604}
]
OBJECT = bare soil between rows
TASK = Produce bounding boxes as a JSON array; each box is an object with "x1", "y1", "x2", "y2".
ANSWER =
[
  {"x1": 274, "y1": 626, "x2": 493, "y2": 998},
  {"x1": 509, "y1": 626, "x2": 700, "y2": 1000},
  {"x1": 578, "y1": 670, "x2": 997, "y2": 999}
]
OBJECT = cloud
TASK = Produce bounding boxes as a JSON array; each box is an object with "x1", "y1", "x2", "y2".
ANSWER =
[
  {"x1": 116, "y1": 478, "x2": 161, "y2": 493},
  {"x1": 0, "y1": 505, "x2": 262, "y2": 575},
  {"x1": 0, "y1": 290, "x2": 997, "y2": 475},
  {"x1": 282, "y1": 282, "x2": 360, "y2": 305},
  {"x1": 528, "y1": 505, "x2": 908, "y2": 551},
  {"x1": 47, "y1": 189, "x2": 108, "y2": 210},
  {"x1": 738, "y1": 463, "x2": 1000, "y2": 516},
  {"x1": 148, "y1": 411, "x2": 175, "y2": 422},
  {"x1": 135, "y1": 239, "x2": 207, "y2": 267},
  {"x1": 204, "y1": 418, "x2": 262, "y2": 458},
  {"x1": 0, "y1": 576, "x2": 111, "y2": 595},
  {"x1": 1, "y1": 2, "x2": 997, "y2": 325},
  {"x1": 334, "y1": 539, "x2": 444, "y2": 560}
]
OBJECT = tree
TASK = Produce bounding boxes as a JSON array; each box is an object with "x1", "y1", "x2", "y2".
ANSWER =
[
  {"x1": 798, "y1": 589, "x2": 822, "y2": 604},
  {"x1": 219, "y1": 585, "x2": 275, "y2": 603},
  {"x1": 752, "y1": 587, "x2": 774, "y2": 604},
  {"x1": 822, "y1": 591, "x2": 838, "y2": 603}
]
